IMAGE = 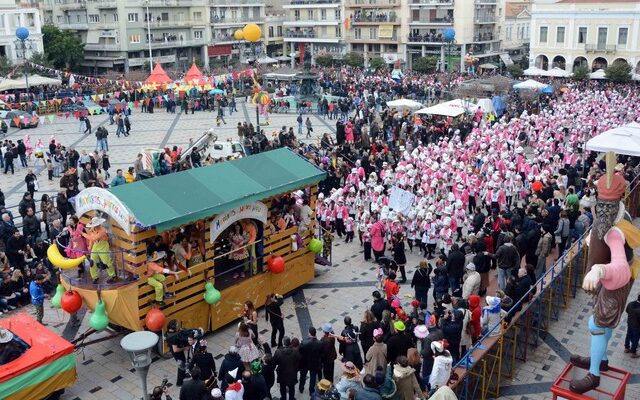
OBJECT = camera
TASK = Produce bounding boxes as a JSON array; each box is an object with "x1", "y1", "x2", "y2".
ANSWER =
[{"x1": 160, "y1": 378, "x2": 168, "y2": 390}]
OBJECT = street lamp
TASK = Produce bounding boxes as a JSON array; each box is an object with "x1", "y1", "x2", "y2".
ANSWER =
[
  {"x1": 15, "y1": 27, "x2": 32, "y2": 92},
  {"x1": 120, "y1": 331, "x2": 158, "y2": 400},
  {"x1": 443, "y1": 28, "x2": 456, "y2": 90},
  {"x1": 242, "y1": 23, "x2": 263, "y2": 134},
  {"x1": 144, "y1": 0, "x2": 153, "y2": 71}
]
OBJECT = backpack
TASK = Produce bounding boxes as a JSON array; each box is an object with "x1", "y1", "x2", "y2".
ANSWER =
[{"x1": 464, "y1": 309, "x2": 476, "y2": 337}]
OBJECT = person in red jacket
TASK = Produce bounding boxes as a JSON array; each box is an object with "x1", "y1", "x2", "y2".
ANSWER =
[
  {"x1": 384, "y1": 272, "x2": 400, "y2": 302},
  {"x1": 468, "y1": 294, "x2": 482, "y2": 343}
]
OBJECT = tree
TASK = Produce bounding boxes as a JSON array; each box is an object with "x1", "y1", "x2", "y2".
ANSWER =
[
  {"x1": 412, "y1": 56, "x2": 437, "y2": 73},
  {"x1": 507, "y1": 64, "x2": 523, "y2": 78},
  {"x1": 605, "y1": 60, "x2": 632, "y2": 83},
  {"x1": 41, "y1": 24, "x2": 85, "y2": 70},
  {"x1": 0, "y1": 57, "x2": 13, "y2": 76},
  {"x1": 315, "y1": 54, "x2": 333, "y2": 67},
  {"x1": 343, "y1": 52, "x2": 364, "y2": 68},
  {"x1": 369, "y1": 56, "x2": 385, "y2": 71},
  {"x1": 572, "y1": 65, "x2": 590, "y2": 81}
]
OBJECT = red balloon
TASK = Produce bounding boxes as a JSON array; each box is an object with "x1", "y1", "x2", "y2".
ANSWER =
[
  {"x1": 145, "y1": 308, "x2": 166, "y2": 331},
  {"x1": 268, "y1": 256, "x2": 285, "y2": 274},
  {"x1": 60, "y1": 290, "x2": 83, "y2": 314}
]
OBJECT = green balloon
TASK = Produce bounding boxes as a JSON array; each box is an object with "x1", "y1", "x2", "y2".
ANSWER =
[
  {"x1": 204, "y1": 282, "x2": 221, "y2": 305},
  {"x1": 51, "y1": 284, "x2": 64, "y2": 309},
  {"x1": 309, "y1": 238, "x2": 323, "y2": 254},
  {"x1": 89, "y1": 300, "x2": 109, "y2": 331}
]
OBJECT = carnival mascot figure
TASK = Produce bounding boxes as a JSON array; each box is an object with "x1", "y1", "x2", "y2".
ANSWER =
[
  {"x1": 570, "y1": 172, "x2": 640, "y2": 393},
  {"x1": 82, "y1": 216, "x2": 117, "y2": 284}
]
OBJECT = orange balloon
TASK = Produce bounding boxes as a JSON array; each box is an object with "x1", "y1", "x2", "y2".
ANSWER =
[{"x1": 145, "y1": 308, "x2": 166, "y2": 331}]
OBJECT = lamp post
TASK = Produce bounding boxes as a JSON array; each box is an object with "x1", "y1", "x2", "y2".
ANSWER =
[
  {"x1": 120, "y1": 331, "x2": 158, "y2": 400},
  {"x1": 144, "y1": 0, "x2": 153, "y2": 71},
  {"x1": 242, "y1": 23, "x2": 262, "y2": 135},
  {"x1": 15, "y1": 27, "x2": 31, "y2": 92},
  {"x1": 443, "y1": 28, "x2": 456, "y2": 92}
]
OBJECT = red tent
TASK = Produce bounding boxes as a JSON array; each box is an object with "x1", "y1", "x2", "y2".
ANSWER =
[
  {"x1": 144, "y1": 63, "x2": 172, "y2": 84},
  {"x1": 184, "y1": 63, "x2": 204, "y2": 85}
]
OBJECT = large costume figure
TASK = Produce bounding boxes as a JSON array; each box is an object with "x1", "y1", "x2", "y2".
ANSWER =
[
  {"x1": 570, "y1": 173, "x2": 640, "y2": 393},
  {"x1": 82, "y1": 217, "x2": 116, "y2": 283}
]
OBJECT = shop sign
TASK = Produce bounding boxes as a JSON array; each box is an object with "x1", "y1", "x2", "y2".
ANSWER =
[
  {"x1": 210, "y1": 202, "x2": 267, "y2": 243},
  {"x1": 75, "y1": 188, "x2": 133, "y2": 234}
]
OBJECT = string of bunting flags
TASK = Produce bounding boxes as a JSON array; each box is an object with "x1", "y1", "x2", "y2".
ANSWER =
[{"x1": 27, "y1": 62, "x2": 257, "y2": 90}]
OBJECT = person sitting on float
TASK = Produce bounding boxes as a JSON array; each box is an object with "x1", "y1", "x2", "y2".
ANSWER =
[
  {"x1": 82, "y1": 216, "x2": 116, "y2": 284},
  {"x1": 146, "y1": 251, "x2": 180, "y2": 307}
]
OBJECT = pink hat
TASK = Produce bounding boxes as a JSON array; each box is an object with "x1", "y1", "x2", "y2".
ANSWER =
[
  {"x1": 391, "y1": 298, "x2": 401, "y2": 308},
  {"x1": 373, "y1": 328, "x2": 383, "y2": 337}
]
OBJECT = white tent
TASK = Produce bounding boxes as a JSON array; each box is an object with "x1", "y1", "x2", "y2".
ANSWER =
[
  {"x1": 275, "y1": 55, "x2": 290, "y2": 62},
  {"x1": 586, "y1": 122, "x2": 640, "y2": 156},
  {"x1": 256, "y1": 56, "x2": 278, "y2": 64},
  {"x1": 415, "y1": 99, "x2": 472, "y2": 117},
  {"x1": 546, "y1": 67, "x2": 572, "y2": 78},
  {"x1": 632, "y1": 73, "x2": 640, "y2": 81},
  {"x1": 589, "y1": 69, "x2": 607, "y2": 80},
  {"x1": 523, "y1": 66, "x2": 546, "y2": 76},
  {"x1": 513, "y1": 79, "x2": 548, "y2": 90},
  {"x1": 386, "y1": 98, "x2": 423, "y2": 109},
  {"x1": 475, "y1": 98, "x2": 495, "y2": 114},
  {"x1": 0, "y1": 74, "x2": 62, "y2": 91}
]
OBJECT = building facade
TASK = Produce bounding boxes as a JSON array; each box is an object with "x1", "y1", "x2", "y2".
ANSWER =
[
  {"x1": 0, "y1": 0, "x2": 44, "y2": 64},
  {"x1": 530, "y1": 0, "x2": 640, "y2": 73},
  {"x1": 344, "y1": 0, "x2": 406, "y2": 67},
  {"x1": 502, "y1": 0, "x2": 530, "y2": 60},
  {"x1": 282, "y1": 0, "x2": 345, "y2": 65},
  {"x1": 38, "y1": 0, "x2": 267, "y2": 73},
  {"x1": 404, "y1": 0, "x2": 505, "y2": 71}
]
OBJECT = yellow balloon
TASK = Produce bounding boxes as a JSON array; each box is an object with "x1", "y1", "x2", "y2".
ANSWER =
[
  {"x1": 242, "y1": 23, "x2": 262, "y2": 43},
  {"x1": 234, "y1": 29, "x2": 244, "y2": 41}
]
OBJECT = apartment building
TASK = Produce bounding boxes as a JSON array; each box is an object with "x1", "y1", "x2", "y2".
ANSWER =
[
  {"x1": 530, "y1": 0, "x2": 640, "y2": 73},
  {"x1": 39, "y1": 0, "x2": 266, "y2": 73},
  {"x1": 0, "y1": 0, "x2": 44, "y2": 63},
  {"x1": 405, "y1": 0, "x2": 506, "y2": 71},
  {"x1": 503, "y1": 0, "x2": 530, "y2": 60},
  {"x1": 344, "y1": 0, "x2": 406, "y2": 67},
  {"x1": 282, "y1": 0, "x2": 345, "y2": 65}
]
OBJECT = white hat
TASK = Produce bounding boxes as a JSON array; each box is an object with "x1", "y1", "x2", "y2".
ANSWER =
[
  {"x1": 466, "y1": 263, "x2": 476, "y2": 271},
  {"x1": 228, "y1": 367, "x2": 239, "y2": 379},
  {"x1": 431, "y1": 340, "x2": 444, "y2": 353},
  {"x1": 148, "y1": 251, "x2": 166, "y2": 262},
  {"x1": 211, "y1": 388, "x2": 223, "y2": 398},
  {"x1": 86, "y1": 216, "x2": 106, "y2": 228},
  {"x1": 0, "y1": 328, "x2": 14, "y2": 344}
]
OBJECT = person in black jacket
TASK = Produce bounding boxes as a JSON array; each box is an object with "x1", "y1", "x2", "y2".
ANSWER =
[
  {"x1": 218, "y1": 346, "x2": 245, "y2": 392},
  {"x1": 21, "y1": 208, "x2": 40, "y2": 245},
  {"x1": 411, "y1": 260, "x2": 432, "y2": 306},
  {"x1": 386, "y1": 320, "x2": 414, "y2": 365},
  {"x1": 298, "y1": 326, "x2": 323, "y2": 395},
  {"x1": 370, "y1": 291, "x2": 391, "y2": 322},
  {"x1": 187, "y1": 340, "x2": 216, "y2": 384},
  {"x1": 338, "y1": 317, "x2": 363, "y2": 370},
  {"x1": 178, "y1": 366, "x2": 207, "y2": 400},
  {"x1": 242, "y1": 368, "x2": 269, "y2": 400},
  {"x1": 265, "y1": 293, "x2": 285, "y2": 348},
  {"x1": 273, "y1": 336, "x2": 301, "y2": 400},
  {"x1": 18, "y1": 192, "x2": 35, "y2": 218},
  {"x1": 446, "y1": 244, "x2": 465, "y2": 295},
  {"x1": 391, "y1": 233, "x2": 407, "y2": 282},
  {"x1": 16, "y1": 140, "x2": 27, "y2": 168},
  {"x1": 3, "y1": 148, "x2": 14, "y2": 174},
  {"x1": 625, "y1": 294, "x2": 640, "y2": 357},
  {"x1": 439, "y1": 308, "x2": 463, "y2": 363}
]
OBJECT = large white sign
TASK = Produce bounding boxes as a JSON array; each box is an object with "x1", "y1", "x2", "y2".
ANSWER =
[
  {"x1": 388, "y1": 186, "x2": 415, "y2": 215},
  {"x1": 74, "y1": 187, "x2": 134, "y2": 235},
  {"x1": 210, "y1": 202, "x2": 268, "y2": 243}
]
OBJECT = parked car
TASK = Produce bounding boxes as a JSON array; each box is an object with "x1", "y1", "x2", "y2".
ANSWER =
[
  {"x1": 6, "y1": 110, "x2": 39, "y2": 128},
  {"x1": 178, "y1": 129, "x2": 246, "y2": 164}
]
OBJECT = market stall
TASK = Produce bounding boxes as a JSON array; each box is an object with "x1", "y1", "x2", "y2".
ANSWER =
[{"x1": 57, "y1": 148, "x2": 325, "y2": 332}]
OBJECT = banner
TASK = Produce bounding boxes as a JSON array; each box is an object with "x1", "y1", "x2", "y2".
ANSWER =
[
  {"x1": 210, "y1": 202, "x2": 268, "y2": 243},
  {"x1": 388, "y1": 186, "x2": 415, "y2": 215},
  {"x1": 378, "y1": 25, "x2": 394, "y2": 39},
  {"x1": 74, "y1": 187, "x2": 134, "y2": 234}
]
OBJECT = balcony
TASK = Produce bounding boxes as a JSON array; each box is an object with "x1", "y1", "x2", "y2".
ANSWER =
[
  {"x1": 147, "y1": 38, "x2": 205, "y2": 48},
  {"x1": 145, "y1": 19, "x2": 205, "y2": 28},
  {"x1": 407, "y1": 34, "x2": 446, "y2": 44},
  {"x1": 131, "y1": 0, "x2": 198, "y2": 7},
  {"x1": 289, "y1": 0, "x2": 340, "y2": 4},
  {"x1": 283, "y1": 29, "x2": 341, "y2": 42},
  {"x1": 349, "y1": 34, "x2": 398, "y2": 42},
  {"x1": 410, "y1": 17, "x2": 454, "y2": 25},
  {"x1": 411, "y1": 0, "x2": 453, "y2": 5},
  {"x1": 475, "y1": 0, "x2": 496, "y2": 4},
  {"x1": 346, "y1": 0, "x2": 401, "y2": 8},
  {"x1": 92, "y1": 0, "x2": 117, "y2": 8},
  {"x1": 84, "y1": 43, "x2": 122, "y2": 51},
  {"x1": 211, "y1": 0, "x2": 265, "y2": 5},
  {"x1": 59, "y1": 23, "x2": 90, "y2": 30},
  {"x1": 210, "y1": 16, "x2": 256, "y2": 26},
  {"x1": 585, "y1": 44, "x2": 617, "y2": 53},
  {"x1": 475, "y1": 15, "x2": 496, "y2": 24},
  {"x1": 59, "y1": 0, "x2": 87, "y2": 10},
  {"x1": 473, "y1": 33, "x2": 496, "y2": 43},
  {"x1": 352, "y1": 13, "x2": 398, "y2": 24}
]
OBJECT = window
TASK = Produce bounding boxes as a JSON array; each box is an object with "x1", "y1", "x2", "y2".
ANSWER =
[
  {"x1": 130, "y1": 35, "x2": 140, "y2": 43},
  {"x1": 161, "y1": 12, "x2": 169, "y2": 21},
  {"x1": 577, "y1": 27, "x2": 586, "y2": 44},
  {"x1": 128, "y1": 13, "x2": 138, "y2": 23},
  {"x1": 354, "y1": 28, "x2": 361, "y2": 39},
  {"x1": 294, "y1": 10, "x2": 300, "y2": 20},
  {"x1": 194, "y1": 31, "x2": 203, "y2": 39},
  {"x1": 618, "y1": 27, "x2": 628, "y2": 46},
  {"x1": 57, "y1": 16, "x2": 62, "y2": 24},
  {"x1": 113, "y1": 13, "x2": 118, "y2": 22},
  {"x1": 76, "y1": 15, "x2": 81, "y2": 23},
  {"x1": 307, "y1": 10, "x2": 314, "y2": 19},
  {"x1": 277, "y1": 26, "x2": 282, "y2": 36},
  {"x1": 335, "y1": 9, "x2": 341, "y2": 20},
  {"x1": 321, "y1": 9, "x2": 326, "y2": 21},
  {"x1": 193, "y1": 11, "x2": 202, "y2": 21},
  {"x1": 597, "y1": 27, "x2": 607, "y2": 49},
  {"x1": 556, "y1": 27, "x2": 565, "y2": 43},
  {"x1": 539, "y1": 26, "x2": 548, "y2": 43},
  {"x1": 506, "y1": 26, "x2": 511, "y2": 40},
  {"x1": 369, "y1": 28, "x2": 376, "y2": 39},
  {"x1": 268, "y1": 26, "x2": 273, "y2": 38}
]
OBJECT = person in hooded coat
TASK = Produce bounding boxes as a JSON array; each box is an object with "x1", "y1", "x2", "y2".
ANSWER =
[{"x1": 392, "y1": 356, "x2": 423, "y2": 400}]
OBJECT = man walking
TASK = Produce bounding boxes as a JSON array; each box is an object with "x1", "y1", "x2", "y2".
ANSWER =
[
  {"x1": 495, "y1": 236, "x2": 520, "y2": 291},
  {"x1": 29, "y1": 274, "x2": 48, "y2": 325},
  {"x1": 16, "y1": 139, "x2": 27, "y2": 168},
  {"x1": 84, "y1": 116, "x2": 92, "y2": 134},
  {"x1": 273, "y1": 336, "x2": 301, "y2": 400},
  {"x1": 3, "y1": 146, "x2": 14, "y2": 174},
  {"x1": 624, "y1": 294, "x2": 640, "y2": 358},
  {"x1": 298, "y1": 326, "x2": 322, "y2": 395},
  {"x1": 297, "y1": 113, "x2": 303, "y2": 135},
  {"x1": 305, "y1": 117, "x2": 313, "y2": 138}
]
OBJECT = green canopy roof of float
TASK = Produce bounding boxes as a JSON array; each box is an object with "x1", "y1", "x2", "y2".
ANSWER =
[{"x1": 109, "y1": 148, "x2": 326, "y2": 232}]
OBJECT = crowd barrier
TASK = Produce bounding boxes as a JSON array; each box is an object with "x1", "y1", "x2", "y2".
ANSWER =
[{"x1": 451, "y1": 173, "x2": 640, "y2": 400}]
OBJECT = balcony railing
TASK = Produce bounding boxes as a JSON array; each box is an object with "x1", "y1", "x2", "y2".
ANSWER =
[
  {"x1": 289, "y1": 0, "x2": 340, "y2": 4},
  {"x1": 59, "y1": 0, "x2": 86, "y2": 9},
  {"x1": 59, "y1": 23, "x2": 90, "y2": 30},
  {"x1": 211, "y1": 16, "x2": 254, "y2": 24},
  {"x1": 475, "y1": 0, "x2": 496, "y2": 4},
  {"x1": 475, "y1": 15, "x2": 496, "y2": 24},
  {"x1": 144, "y1": 38, "x2": 205, "y2": 48},
  {"x1": 130, "y1": 0, "x2": 198, "y2": 6},
  {"x1": 352, "y1": 14, "x2": 397, "y2": 23},
  {"x1": 347, "y1": 0, "x2": 401, "y2": 7},
  {"x1": 285, "y1": 30, "x2": 318, "y2": 38},
  {"x1": 585, "y1": 44, "x2": 617, "y2": 53},
  {"x1": 145, "y1": 19, "x2": 204, "y2": 28},
  {"x1": 407, "y1": 34, "x2": 446, "y2": 43},
  {"x1": 212, "y1": 0, "x2": 263, "y2": 4},
  {"x1": 411, "y1": 17, "x2": 453, "y2": 24},
  {"x1": 473, "y1": 33, "x2": 495, "y2": 42},
  {"x1": 350, "y1": 34, "x2": 397, "y2": 41},
  {"x1": 411, "y1": 0, "x2": 453, "y2": 5},
  {"x1": 84, "y1": 43, "x2": 122, "y2": 51}
]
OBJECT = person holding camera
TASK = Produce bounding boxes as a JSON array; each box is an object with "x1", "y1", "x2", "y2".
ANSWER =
[{"x1": 150, "y1": 379, "x2": 172, "y2": 400}]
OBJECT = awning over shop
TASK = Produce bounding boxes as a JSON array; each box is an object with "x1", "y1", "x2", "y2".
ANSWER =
[{"x1": 108, "y1": 148, "x2": 326, "y2": 232}]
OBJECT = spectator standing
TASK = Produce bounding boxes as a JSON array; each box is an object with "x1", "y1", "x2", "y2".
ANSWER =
[
  {"x1": 29, "y1": 274, "x2": 47, "y2": 325},
  {"x1": 298, "y1": 326, "x2": 322, "y2": 395},
  {"x1": 624, "y1": 294, "x2": 640, "y2": 358}
]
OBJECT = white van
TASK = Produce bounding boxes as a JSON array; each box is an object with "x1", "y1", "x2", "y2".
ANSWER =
[{"x1": 179, "y1": 129, "x2": 246, "y2": 163}]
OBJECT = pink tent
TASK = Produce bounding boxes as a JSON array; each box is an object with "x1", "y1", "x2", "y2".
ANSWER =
[
  {"x1": 144, "y1": 64, "x2": 172, "y2": 84},
  {"x1": 184, "y1": 63, "x2": 204, "y2": 85}
]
